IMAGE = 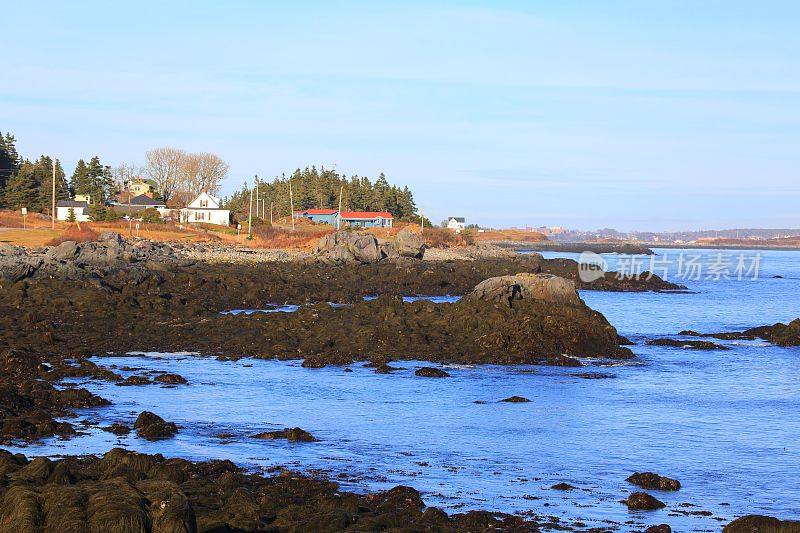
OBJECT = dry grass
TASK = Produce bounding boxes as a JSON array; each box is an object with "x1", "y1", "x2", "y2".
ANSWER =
[
  {"x1": 251, "y1": 225, "x2": 332, "y2": 250},
  {"x1": 45, "y1": 225, "x2": 99, "y2": 246}
]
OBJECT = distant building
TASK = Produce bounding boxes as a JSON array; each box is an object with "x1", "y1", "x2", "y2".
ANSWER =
[
  {"x1": 294, "y1": 209, "x2": 394, "y2": 228},
  {"x1": 447, "y1": 217, "x2": 466, "y2": 232},
  {"x1": 338, "y1": 211, "x2": 393, "y2": 228},
  {"x1": 73, "y1": 194, "x2": 92, "y2": 205},
  {"x1": 180, "y1": 191, "x2": 230, "y2": 226},
  {"x1": 55, "y1": 200, "x2": 90, "y2": 222},
  {"x1": 294, "y1": 208, "x2": 339, "y2": 225},
  {"x1": 129, "y1": 179, "x2": 153, "y2": 196},
  {"x1": 111, "y1": 194, "x2": 168, "y2": 217}
]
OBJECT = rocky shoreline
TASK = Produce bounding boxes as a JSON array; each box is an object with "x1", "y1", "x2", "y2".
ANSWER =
[{"x1": 1, "y1": 233, "x2": 791, "y2": 531}]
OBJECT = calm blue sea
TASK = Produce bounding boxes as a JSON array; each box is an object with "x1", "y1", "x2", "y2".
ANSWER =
[{"x1": 6, "y1": 248, "x2": 800, "y2": 531}]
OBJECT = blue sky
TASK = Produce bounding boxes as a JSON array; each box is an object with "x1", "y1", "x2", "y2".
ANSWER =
[{"x1": 2, "y1": 1, "x2": 798, "y2": 231}]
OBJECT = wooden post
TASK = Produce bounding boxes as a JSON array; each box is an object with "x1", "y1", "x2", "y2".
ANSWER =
[
  {"x1": 337, "y1": 184, "x2": 343, "y2": 230},
  {"x1": 51, "y1": 158, "x2": 56, "y2": 229},
  {"x1": 247, "y1": 183, "x2": 253, "y2": 238},
  {"x1": 289, "y1": 181, "x2": 295, "y2": 230}
]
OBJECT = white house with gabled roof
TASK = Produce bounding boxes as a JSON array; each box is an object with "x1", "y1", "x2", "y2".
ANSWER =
[{"x1": 180, "y1": 191, "x2": 230, "y2": 226}]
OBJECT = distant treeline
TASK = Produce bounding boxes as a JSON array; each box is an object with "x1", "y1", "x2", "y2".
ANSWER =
[{"x1": 224, "y1": 167, "x2": 418, "y2": 220}]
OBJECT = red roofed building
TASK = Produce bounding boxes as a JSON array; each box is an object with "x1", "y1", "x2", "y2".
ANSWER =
[
  {"x1": 339, "y1": 211, "x2": 393, "y2": 228},
  {"x1": 295, "y1": 209, "x2": 394, "y2": 228}
]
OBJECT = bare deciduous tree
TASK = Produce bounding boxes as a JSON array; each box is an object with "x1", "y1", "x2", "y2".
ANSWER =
[
  {"x1": 179, "y1": 152, "x2": 229, "y2": 196},
  {"x1": 111, "y1": 162, "x2": 144, "y2": 191},
  {"x1": 145, "y1": 147, "x2": 185, "y2": 204}
]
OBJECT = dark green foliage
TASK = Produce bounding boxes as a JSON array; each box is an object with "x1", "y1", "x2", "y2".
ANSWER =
[
  {"x1": 139, "y1": 207, "x2": 162, "y2": 223},
  {"x1": 0, "y1": 131, "x2": 21, "y2": 202},
  {"x1": 224, "y1": 166, "x2": 417, "y2": 220},
  {"x1": 66, "y1": 208, "x2": 77, "y2": 223},
  {"x1": 71, "y1": 156, "x2": 112, "y2": 203},
  {"x1": 88, "y1": 205, "x2": 120, "y2": 222},
  {"x1": 2, "y1": 155, "x2": 68, "y2": 212}
]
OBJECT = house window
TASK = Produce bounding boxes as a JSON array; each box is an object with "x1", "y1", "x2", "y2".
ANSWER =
[
  {"x1": 195, "y1": 211, "x2": 205, "y2": 221},
  {"x1": 200, "y1": 200, "x2": 208, "y2": 208}
]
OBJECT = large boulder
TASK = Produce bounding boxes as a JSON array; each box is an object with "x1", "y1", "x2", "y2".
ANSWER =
[
  {"x1": 391, "y1": 226, "x2": 426, "y2": 259},
  {"x1": 314, "y1": 231, "x2": 386, "y2": 263},
  {"x1": 467, "y1": 273, "x2": 582, "y2": 306}
]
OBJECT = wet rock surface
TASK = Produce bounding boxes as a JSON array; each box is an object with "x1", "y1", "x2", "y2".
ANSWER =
[
  {"x1": 133, "y1": 411, "x2": 178, "y2": 441},
  {"x1": 624, "y1": 492, "x2": 667, "y2": 510},
  {"x1": 252, "y1": 427, "x2": 317, "y2": 442},
  {"x1": 0, "y1": 448, "x2": 541, "y2": 532},
  {"x1": 681, "y1": 318, "x2": 800, "y2": 347},
  {"x1": 723, "y1": 514, "x2": 800, "y2": 532},
  {"x1": 500, "y1": 396, "x2": 531, "y2": 403},
  {"x1": 646, "y1": 338, "x2": 731, "y2": 350},
  {"x1": 627, "y1": 472, "x2": 682, "y2": 491},
  {"x1": 414, "y1": 367, "x2": 451, "y2": 378}
]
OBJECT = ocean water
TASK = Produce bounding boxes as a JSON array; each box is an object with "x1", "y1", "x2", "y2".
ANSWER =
[{"x1": 6, "y1": 248, "x2": 800, "y2": 531}]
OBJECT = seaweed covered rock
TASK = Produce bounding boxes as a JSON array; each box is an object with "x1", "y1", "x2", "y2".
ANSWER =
[
  {"x1": 627, "y1": 472, "x2": 681, "y2": 491},
  {"x1": 624, "y1": 492, "x2": 666, "y2": 511},
  {"x1": 252, "y1": 427, "x2": 316, "y2": 442},
  {"x1": 133, "y1": 411, "x2": 177, "y2": 441},
  {"x1": 723, "y1": 515, "x2": 800, "y2": 532}
]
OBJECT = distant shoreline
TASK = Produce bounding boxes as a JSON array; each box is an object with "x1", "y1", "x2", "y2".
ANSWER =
[{"x1": 494, "y1": 240, "x2": 800, "y2": 254}]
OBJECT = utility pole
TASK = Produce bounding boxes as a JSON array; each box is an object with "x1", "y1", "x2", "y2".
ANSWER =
[
  {"x1": 337, "y1": 184, "x2": 343, "y2": 230},
  {"x1": 247, "y1": 183, "x2": 253, "y2": 238},
  {"x1": 51, "y1": 158, "x2": 56, "y2": 229},
  {"x1": 420, "y1": 211, "x2": 424, "y2": 231},
  {"x1": 289, "y1": 181, "x2": 295, "y2": 230},
  {"x1": 255, "y1": 180, "x2": 259, "y2": 220},
  {"x1": 270, "y1": 202, "x2": 273, "y2": 225}
]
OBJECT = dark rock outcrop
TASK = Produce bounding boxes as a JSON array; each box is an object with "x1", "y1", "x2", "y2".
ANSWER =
[
  {"x1": 500, "y1": 396, "x2": 531, "y2": 403},
  {"x1": 415, "y1": 367, "x2": 451, "y2": 378},
  {"x1": 627, "y1": 472, "x2": 681, "y2": 491},
  {"x1": 647, "y1": 338, "x2": 730, "y2": 350},
  {"x1": 133, "y1": 411, "x2": 177, "y2": 441},
  {"x1": 681, "y1": 318, "x2": 800, "y2": 346},
  {"x1": 154, "y1": 373, "x2": 188, "y2": 385},
  {"x1": 723, "y1": 515, "x2": 800, "y2": 532},
  {"x1": 252, "y1": 427, "x2": 316, "y2": 442},
  {"x1": 624, "y1": 492, "x2": 666, "y2": 510},
  {"x1": 467, "y1": 273, "x2": 582, "y2": 306}
]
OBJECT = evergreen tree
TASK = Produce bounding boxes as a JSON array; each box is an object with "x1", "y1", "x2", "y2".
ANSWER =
[
  {"x1": 66, "y1": 207, "x2": 77, "y2": 223},
  {"x1": 2, "y1": 160, "x2": 39, "y2": 209},
  {"x1": 71, "y1": 159, "x2": 90, "y2": 197},
  {"x1": 0, "y1": 132, "x2": 21, "y2": 205},
  {"x1": 37, "y1": 157, "x2": 69, "y2": 214}
]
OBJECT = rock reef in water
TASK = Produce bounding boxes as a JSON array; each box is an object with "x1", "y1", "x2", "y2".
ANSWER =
[
  {"x1": 252, "y1": 427, "x2": 316, "y2": 442},
  {"x1": 415, "y1": 367, "x2": 451, "y2": 378},
  {"x1": 624, "y1": 492, "x2": 666, "y2": 510},
  {"x1": 723, "y1": 515, "x2": 800, "y2": 532},
  {"x1": 0, "y1": 449, "x2": 540, "y2": 532},
  {"x1": 133, "y1": 411, "x2": 177, "y2": 441},
  {"x1": 646, "y1": 338, "x2": 730, "y2": 350},
  {"x1": 627, "y1": 472, "x2": 681, "y2": 491},
  {"x1": 681, "y1": 318, "x2": 800, "y2": 347}
]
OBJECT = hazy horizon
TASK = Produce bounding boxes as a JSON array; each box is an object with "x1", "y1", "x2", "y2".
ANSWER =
[{"x1": 2, "y1": 1, "x2": 798, "y2": 232}]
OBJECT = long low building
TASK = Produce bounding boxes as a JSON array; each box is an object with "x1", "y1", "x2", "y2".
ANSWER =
[{"x1": 295, "y1": 209, "x2": 393, "y2": 228}]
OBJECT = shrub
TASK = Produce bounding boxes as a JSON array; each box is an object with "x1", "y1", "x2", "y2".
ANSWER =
[
  {"x1": 88, "y1": 205, "x2": 121, "y2": 222},
  {"x1": 423, "y1": 227, "x2": 459, "y2": 248},
  {"x1": 139, "y1": 208, "x2": 162, "y2": 224}
]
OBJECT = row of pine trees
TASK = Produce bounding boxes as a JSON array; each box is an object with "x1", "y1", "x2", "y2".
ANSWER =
[
  {"x1": 225, "y1": 167, "x2": 418, "y2": 220},
  {"x1": 0, "y1": 131, "x2": 116, "y2": 213}
]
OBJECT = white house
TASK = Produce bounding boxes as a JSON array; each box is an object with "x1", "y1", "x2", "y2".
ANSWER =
[
  {"x1": 180, "y1": 191, "x2": 230, "y2": 226},
  {"x1": 447, "y1": 217, "x2": 466, "y2": 232},
  {"x1": 55, "y1": 200, "x2": 90, "y2": 222}
]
